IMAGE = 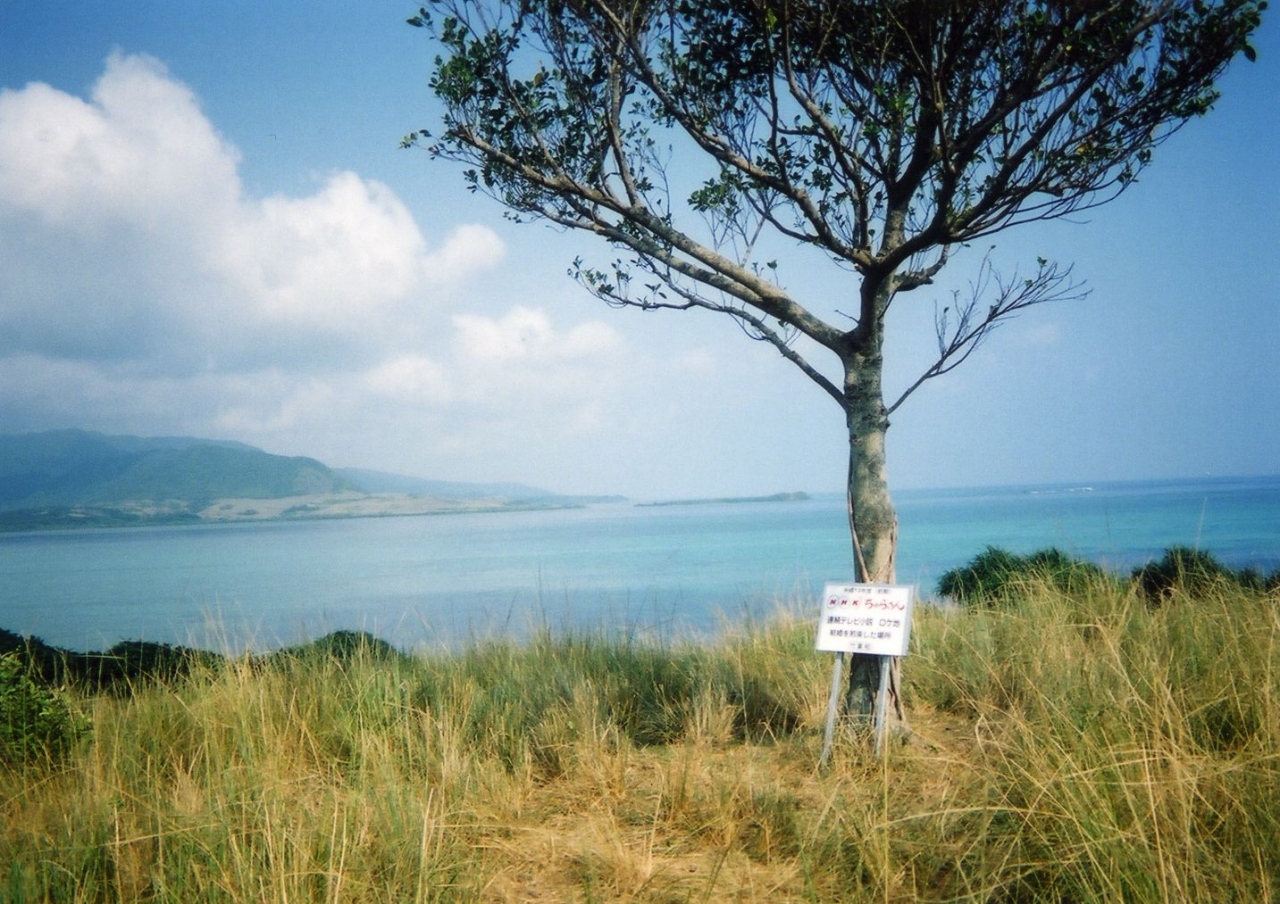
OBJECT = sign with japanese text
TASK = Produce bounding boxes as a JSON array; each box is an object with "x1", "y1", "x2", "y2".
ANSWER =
[{"x1": 814, "y1": 582, "x2": 915, "y2": 656}]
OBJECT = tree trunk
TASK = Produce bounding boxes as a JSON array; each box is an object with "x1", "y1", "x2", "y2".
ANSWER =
[
  {"x1": 842, "y1": 349, "x2": 907, "y2": 729},
  {"x1": 844, "y1": 388, "x2": 896, "y2": 585}
]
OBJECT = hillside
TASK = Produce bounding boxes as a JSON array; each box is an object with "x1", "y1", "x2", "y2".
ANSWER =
[
  {"x1": 0, "y1": 430, "x2": 591, "y2": 530},
  {"x1": 0, "y1": 430, "x2": 352, "y2": 512}
]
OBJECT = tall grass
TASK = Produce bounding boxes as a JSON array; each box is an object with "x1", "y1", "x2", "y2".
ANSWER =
[{"x1": 3, "y1": 578, "x2": 1277, "y2": 901}]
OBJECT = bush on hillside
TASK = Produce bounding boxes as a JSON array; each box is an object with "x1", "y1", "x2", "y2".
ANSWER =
[
  {"x1": 938, "y1": 545, "x2": 1278, "y2": 609},
  {"x1": 1132, "y1": 546, "x2": 1280, "y2": 603},
  {"x1": 937, "y1": 546, "x2": 1108, "y2": 607},
  {"x1": 0, "y1": 654, "x2": 88, "y2": 766},
  {"x1": 0, "y1": 627, "x2": 410, "y2": 695},
  {"x1": 274, "y1": 630, "x2": 405, "y2": 666},
  {"x1": 2, "y1": 630, "x2": 220, "y2": 694}
]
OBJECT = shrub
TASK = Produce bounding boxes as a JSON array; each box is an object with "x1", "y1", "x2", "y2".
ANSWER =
[
  {"x1": 1132, "y1": 546, "x2": 1280, "y2": 603},
  {"x1": 937, "y1": 546, "x2": 1024, "y2": 605},
  {"x1": 272, "y1": 630, "x2": 407, "y2": 669},
  {"x1": 937, "y1": 546, "x2": 1107, "y2": 606},
  {"x1": 0, "y1": 654, "x2": 88, "y2": 766}
]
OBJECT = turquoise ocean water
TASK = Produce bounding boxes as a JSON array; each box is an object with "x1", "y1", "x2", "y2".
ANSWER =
[{"x1": 1, "y1": 475, "x2": 1276, "y2": 653}]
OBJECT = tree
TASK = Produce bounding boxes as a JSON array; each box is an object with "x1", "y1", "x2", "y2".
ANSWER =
[{"x1": 405, "y1": 0, "x2": 1265, "y2": 723}]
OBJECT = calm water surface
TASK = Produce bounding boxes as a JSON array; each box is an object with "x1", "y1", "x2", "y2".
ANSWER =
[{"x1": 1, "y1": 475, "x2": 1276, "y2": 652}]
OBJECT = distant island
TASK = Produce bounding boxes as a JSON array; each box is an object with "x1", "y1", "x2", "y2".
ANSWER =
[
  {"x1": 0, "y1": 429, "x2": 621, "y2": 532},
  {"x1": 637, "y1": 491, "x2": 810, "y2": 508}
]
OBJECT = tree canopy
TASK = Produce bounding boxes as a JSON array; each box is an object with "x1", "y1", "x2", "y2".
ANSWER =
[
  {"x1": 409, "y1": 1, "x2": 1263, "y2": 405},
  {"x1": 408, "y1": 0, "x2": 1264, "y2": 722}
]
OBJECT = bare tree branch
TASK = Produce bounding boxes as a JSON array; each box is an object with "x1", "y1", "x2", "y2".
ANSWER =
[{"x1": 887, "y1": 254, "x2": 1087, "y2": 415}]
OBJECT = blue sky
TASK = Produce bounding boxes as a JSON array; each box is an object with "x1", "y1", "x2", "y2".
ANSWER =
[{"x1": 0, "y1": 2, "x2": 1276, "y2": 499}]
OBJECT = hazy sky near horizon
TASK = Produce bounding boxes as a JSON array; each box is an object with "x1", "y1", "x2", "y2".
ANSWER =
[{"x1": 1, "y1": 3, "x2": 1276, "y2": 499}]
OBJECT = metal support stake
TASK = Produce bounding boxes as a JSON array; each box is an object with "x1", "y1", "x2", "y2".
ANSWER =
[
  {"x1": 873, "y1": 655, "x2": 892, "y2": 757},
  {"x1": 819, "y1": 651, "x2": 845, "y2": 768}
]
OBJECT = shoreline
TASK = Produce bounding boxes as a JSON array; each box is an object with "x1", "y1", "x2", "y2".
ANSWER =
[{"x1": 0, "y1": 491, "x2": 607, "y2": 533}]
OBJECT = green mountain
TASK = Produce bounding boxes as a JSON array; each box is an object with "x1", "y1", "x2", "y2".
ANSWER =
[
  {"x1": 0, "y1": 430, "x2": 354, "y2": 511},
  {"x1": 0, "y1": 431, "x2": 613, "y2": 530}
]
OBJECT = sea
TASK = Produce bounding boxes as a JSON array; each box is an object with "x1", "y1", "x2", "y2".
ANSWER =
[{"x1": 1, "y1": 475, "x2": 1277, "y2": 654}]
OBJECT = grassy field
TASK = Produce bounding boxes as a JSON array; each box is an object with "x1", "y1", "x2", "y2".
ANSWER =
[{"x1": 3, "y1": 575, "x2": 1278, "y2": 902}]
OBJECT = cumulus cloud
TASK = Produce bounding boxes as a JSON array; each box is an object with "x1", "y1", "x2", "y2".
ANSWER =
[
  {"x1": 362, "y1": 355, "x2": 453, "y2": 405},
  {"x1": 0, "y1": 53, "x2": 240, "y2": 230},
  {"x1": 0, "y1": 52, "x2": 649, "y2": 485},
  {"x1": 424, "y1": 223, "x2": 508, "y2": 286},
  {"x1": 222, "y1": 172, "x2": 433, "y2": 324},
  {"x1": 453, "y1": 306, "x2": 620, "y2": 363},
  {"x1": 171, "y1": 304, "x2": 633, "y2": 484},
  {"x1": 0, "y1": 52, "x2": 505, "y2": 374},
  {"x1": 445, "y1": 307, "x2": 624, "y2": 428},
  {"x1": 358, "y1": 308, "x2": 624, "y2": 425}
]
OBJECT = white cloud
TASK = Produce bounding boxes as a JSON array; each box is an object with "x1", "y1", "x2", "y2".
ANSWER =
[
  {"x1": 0, "y1": 53, "x2": 240, "y2": 231},
  {"x1": 424, "y1": 223, "x2": 507, "y2": 286},
  {"x1": 445, "y1": 307, "x2": 626, "y2": 433},
  {"x1": 360, "y1": 307, "x2": 624, "y2": 425},
  {"x1": 223, "y1": 171, "x2": 433, "y2": 323},
  {"x1": 0, "y1": 53, "x2": 506, "y2": 376},
  {"x1": 212, "y1": 374, "x2": 339, "y2": 435},
  {"x1": 362, "y1": 355, "x2": 453, "y2": 405},
  {"x1": 453, "y1": 306, "x2": 619, "y2": 362},
  {"x1": 0, "y1": 51, "x2": 769, "y2": 495}
]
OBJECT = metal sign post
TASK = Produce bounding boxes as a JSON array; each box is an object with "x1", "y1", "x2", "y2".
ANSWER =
[
  {"x1": 872, "y1": 654, "x2": 893, "y2": 757},
  {"x1": 815, "y1": 582, "x2": 915, "y2": 764},
  {"x1": 819, "y1": 651, "x2": 845, "y2": 766}
]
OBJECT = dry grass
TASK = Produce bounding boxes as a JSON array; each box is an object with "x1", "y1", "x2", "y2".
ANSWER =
[{"x1": 3, "y1": 579, "x2": 1278, "y2": 902}]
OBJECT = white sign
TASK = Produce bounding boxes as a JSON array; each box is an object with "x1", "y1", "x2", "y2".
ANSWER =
[{"x1": 814, "y1": 582, "x2": 915, "y2": 656}]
